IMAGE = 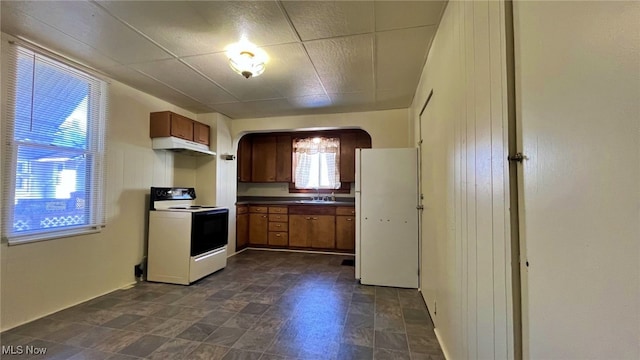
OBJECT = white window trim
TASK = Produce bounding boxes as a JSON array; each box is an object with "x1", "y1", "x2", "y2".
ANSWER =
[{"x1": 2, "y1": 40, "x2": 108, "y2": 245}]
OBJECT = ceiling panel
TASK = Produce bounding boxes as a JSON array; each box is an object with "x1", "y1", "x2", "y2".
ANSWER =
[
  {"x1": 0, "y1": 0, "x2": 447, "y2": 119},
  {"x1": 0, "y1": 8, "x2": 121, "y2": 70},
  {"x1": 375, "y1": 1, "x2": 446, "y2": 31},
  {"x1": 259, "y1": 43, "x2": 327, "y2": 98},
  {"x1": 3, "y1": 1, "x2": 171, "y2": 64},
  {"x1": 184, "y1": 52, "x2": 282, "y2": 102},
  {"x1": 305, "y1": 34, "x2": 374, "y2": 94},
  {"x1": 131, "y1": 59, "x2": 237, "y2": 105},
  {"x1": 376, "y1": 26, "x2": 435, "y2": 92},
  {"x1": 328, "y1": 92, "x2": 375, "y2": 107},
  {"x1": 190, "y1": 1, "x2": 298, "y2": 48},
  {"x1": 103, "y1": 65, "x2": 215, "y2": 113},
  {"x1": 376, "y1": 89, "x2": 414, "y2": 109},
  {"x1": 282, "y1": 1, "x2": 374, "y2": 40},
  {"x1": 97, "y1": 1, "x2": 297, "y2": 58},
  {"x1": 287, "y1": 94, "x2": 333, "y2": 109}
]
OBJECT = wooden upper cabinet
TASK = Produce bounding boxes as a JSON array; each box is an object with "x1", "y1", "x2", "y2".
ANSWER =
[
  {"x1": 276, "y1": 135, "x2": 292, "y2": 182},
  {"x1": 340, "y1": 131, "x2": 372, "y2": 183},
  {"x1": 150, "y1": 110, "x2": 212, "y2": 146},
  {"x1": 356, "y1": 131, "x2": 372, "y2": 149},
  {"x1": 150, "y1": 111, "x2": 194, "y2": 141},
  {"x1": 251, "y1": 135, "x2": 277, "y2": 182},
  {"x1": 340, "y1": 133, "x2": 358, "y2": 183},
  {"x1": 193, "y1": 122, "x2": 210, "y2": 145},
  {"x1": 237, "y1": 135, "x2": 252, "y2": 182},
  {"x1": 237, "y1": 130, "x2": 370, "y2": 185}
]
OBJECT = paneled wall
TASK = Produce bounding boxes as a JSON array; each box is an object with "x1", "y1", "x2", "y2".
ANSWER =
[{"x1": 410, "y1": 1, "x2": 514, "y2": 359}]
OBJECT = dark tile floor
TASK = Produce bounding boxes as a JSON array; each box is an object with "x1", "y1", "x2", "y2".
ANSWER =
[{"x1": 0, "y1": 250, "x2": 444, "y2": 360}]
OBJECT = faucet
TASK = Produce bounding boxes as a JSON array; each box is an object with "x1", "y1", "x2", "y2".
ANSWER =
[{"x1": 314, "y1": 188, "x2": 320, "y2": 201}]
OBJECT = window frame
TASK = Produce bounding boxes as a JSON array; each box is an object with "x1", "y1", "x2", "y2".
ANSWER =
[
  {"x1": 289, "y1": 132, "x2": 351, "y2": 194},
  {"x1": 2, "y1": 41, "x2": 108, "y2": 245}
]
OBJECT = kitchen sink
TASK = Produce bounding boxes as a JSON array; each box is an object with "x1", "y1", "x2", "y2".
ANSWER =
[{"x1": 294, "y1": 199, "x2": 339, "y2": 204}]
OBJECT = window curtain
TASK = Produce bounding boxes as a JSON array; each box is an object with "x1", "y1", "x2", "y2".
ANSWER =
[{"x1": 293, "y1": 137, "x2": 340, "y2": 189}]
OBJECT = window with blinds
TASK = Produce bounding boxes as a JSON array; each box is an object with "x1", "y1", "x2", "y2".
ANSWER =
[
  {"x1": 292, "y1": 137, "x2": 340, "y2": 190},
  {"x1": 2, "y1": 43, "x2": 107, "y2": 244}
]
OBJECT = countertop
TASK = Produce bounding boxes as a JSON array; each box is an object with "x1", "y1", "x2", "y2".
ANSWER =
[{"x1": 236, "y1": 196, "x2": 355, "y2": 206}]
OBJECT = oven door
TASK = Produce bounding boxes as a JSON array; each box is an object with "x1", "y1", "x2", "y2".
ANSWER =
[{"x1": 191, "y1": 209, "x2": 229, "y2": 256}]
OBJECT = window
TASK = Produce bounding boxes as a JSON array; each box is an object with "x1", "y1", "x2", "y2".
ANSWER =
[
  {"x1": 2, "y1": 43, "x2": 107, "y2": 244},
  {"x1": 292, "y1": 137, "x2": 340, "y2": 190}
]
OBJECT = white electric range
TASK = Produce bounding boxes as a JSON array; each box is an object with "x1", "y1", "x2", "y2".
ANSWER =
[{"x1": 147, "y1": 187, "x2": 229, "y2": 285}]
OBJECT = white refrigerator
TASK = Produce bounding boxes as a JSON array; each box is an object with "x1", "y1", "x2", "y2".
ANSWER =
[{"x1": 355, "y1": 148, "x2": 419, "y2": 288}]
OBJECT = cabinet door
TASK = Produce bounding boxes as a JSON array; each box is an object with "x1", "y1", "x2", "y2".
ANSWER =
[
  {"x1": 249, "y1": 213, "x2": 268, "y2": 245},
  {"x1": 340, "y1": 133, "x2": 357, "y2": 182},
  {"x1": 238, "y1": 135, "x2": 252, "y2": 182},
  {"x1": 289, "y1": 215, "x2": 310, "y2": 247},
  {"x1": 236, "y1": 213, "x2": 249, "y2": 250},
  {"x1": 170, "y1": 113, "x2": 194, "y2": 140},
  {"x1": 276, "y1": 135, "x2": 292, "y2": 182},
  {"x1": 310, "y1": 215, "x2": 336, "y2": 249},
  {"x1": 336, "y1": 215, "x2": 355, "y2": 251},
  {"x1": 193, "y1": 122, "x2": 210, "y2": 145},
  {"x1": 251, "y1": 135, "x2": 277, "y2": 182}
]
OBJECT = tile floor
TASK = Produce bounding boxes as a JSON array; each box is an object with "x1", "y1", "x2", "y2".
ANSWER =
[{"x1": 0, "y1": 250, "x2": 444, "y2": 360}]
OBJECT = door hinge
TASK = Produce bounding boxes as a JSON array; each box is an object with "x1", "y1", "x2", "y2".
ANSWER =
[
  {"x1": 416, "y1": 205, "x2": 424, "y2": 210},
  {"x1": 508, "y1": 152, "x2": 526, "y2": 163},
  {"x1": 434, "y1": 301, "x2": 437, "y2": 315}
]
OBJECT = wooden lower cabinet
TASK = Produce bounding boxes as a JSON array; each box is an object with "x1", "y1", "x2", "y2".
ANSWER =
[
  {"x1": 289, "y1": 215, "x2": 310, "y2": 247},
  {"x1": 289, "y1": 214, "x2": 336, "y2": 249},
  {"x1": 236, "y1": 213, "x2": 249, "y2": 250},
  {"x1": 310, "y1": 215, "x2": 336, "y2": 249},
  {"x1": 249, "y1": 213, "x2": 268, "y2": 245},
  {"x1": 336, "y1": 215, "x2": 355, "y2": 251},
  {"x1": 268, "y1": 232, "x2": 288, "y2": 246},
  {"x1": 238, "y1": 204, "x2": 354, "y2": 253}
]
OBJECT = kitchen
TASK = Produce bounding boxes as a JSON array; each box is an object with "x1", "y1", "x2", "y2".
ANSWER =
[{"x1": 1, "y1": 1, "x2": 638, "y2": 360}]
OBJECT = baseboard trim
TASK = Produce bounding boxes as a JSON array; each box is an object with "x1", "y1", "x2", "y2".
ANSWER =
[
  {"x1": 245, "y1": 247, "x2": 355, "y2": 257},
  {"x1": 434, "y1": 328, "x2": 451, "y2": 360},
  {"x1": 228, "y1": 247, "x2": 248, "y2": 257}
]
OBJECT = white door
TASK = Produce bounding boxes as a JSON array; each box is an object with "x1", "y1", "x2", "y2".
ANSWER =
[
  {"x1": 359, "y1": 148, "x2": 419, "y2": 288},
  {"x1": 514, "y1": 1, "x2": 640, "y2": 359}
]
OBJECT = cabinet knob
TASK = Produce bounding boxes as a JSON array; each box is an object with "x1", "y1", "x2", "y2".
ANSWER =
[
  {"x1": 312, "y1": 217, "x2": 318, "y2": 220},
  {"x1": 262, "y1": 215, "x2": 267, "y2": 218},
  {"x1": 305, "y1": 217, "x2": 311, "y2": 220},
  {"x1": 276, "y1": 234, "x2": 281, "y2": 237},
  {"x1": 347, "y1": 218, "x2": 353, "y2": 221}
]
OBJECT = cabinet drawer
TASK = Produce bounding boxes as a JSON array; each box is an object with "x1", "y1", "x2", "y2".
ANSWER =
[
  {"x1": 336, "y1": 207, "x2": 355, "y2": 216},
  {"x1": 269, "y1": 206, "x2": 288, "y2": 214},
  {"x1": 289, "y1": 205, "x2": 336, "y2": 216},
  {"x1": 236, "y1": 206, "x2": 248, "y2": 214},
  {"x1": 249, "y1": 206, "x2": 268, "y2": 213},
  {"x1": 268, "y1": 222, "x2": 288, "y2": 232},
  {"x1": 268, "y1": 232, "x2": 288, "y2": 246},
  {"x1": 269, "y1": 214, "x2": 288, "y2": 222}
]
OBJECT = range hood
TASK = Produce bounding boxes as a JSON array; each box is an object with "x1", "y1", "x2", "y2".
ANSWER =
[{"x1": 152, "y1": 137, "x2": 216, "y2": 156}]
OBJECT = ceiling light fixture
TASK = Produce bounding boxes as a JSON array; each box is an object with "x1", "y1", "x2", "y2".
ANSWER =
[{"x1": 225, "y1": 39, "x2": 268, "y2": 79}]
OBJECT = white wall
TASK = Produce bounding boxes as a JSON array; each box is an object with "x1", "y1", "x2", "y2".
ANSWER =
[
  {"x1": 195, "y1": 113, "x2": 237, "y2": 254},
  {"x1": 0, "y1": 36, "x2": 199, "y2": 330},
  {"x1": 230, "y1": 108, "x2": 411, "y2": 149},
  {"x1": 410, "y1": 1, "x2": 514, "y2": 359},
  {"x1": 514, "y1": 1, "x2": 640, "y2": 359}
]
